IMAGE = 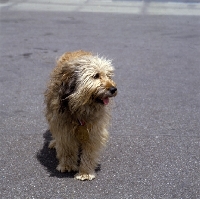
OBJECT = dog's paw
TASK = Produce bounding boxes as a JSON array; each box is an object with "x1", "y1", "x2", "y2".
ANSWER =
[
  {"x1": 56, "y1": 164, "x2": 78, "y2": 173},
  {"x1": 66, "y1": 164, "x2": 79, "y2": 172},
  {"x1": 56, "y1": 164, "x2": 66, "y2": 173},
  {"x1": 48, "y1": 140, "x2": 56, "y2": 149},
  {"x1": 75, "y1": 172, "x2": 96, "y2": 181}
]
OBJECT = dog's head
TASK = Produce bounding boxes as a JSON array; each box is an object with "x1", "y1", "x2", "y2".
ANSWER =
[{"x1": 59, "y1": 55, "x2": 117, "y2": 113}]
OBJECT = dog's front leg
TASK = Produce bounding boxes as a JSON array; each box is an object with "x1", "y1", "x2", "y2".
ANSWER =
[
  {"x1": 75, "y1": 142, "x2": 101, "y2": 181},
  {"x1": 75, "y1": 137, "x2": 102, "y2": 180},
  {"x1": 55, "y1": 134, "x2": 79, "y2": 173},
  {"x1": 75, "y1": 127, "x2": 108, "y2": 181}
]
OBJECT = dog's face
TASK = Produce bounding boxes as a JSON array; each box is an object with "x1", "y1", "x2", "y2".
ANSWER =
[{"x1": 59, "y1": 55, "x2": 117, "y2": 113}]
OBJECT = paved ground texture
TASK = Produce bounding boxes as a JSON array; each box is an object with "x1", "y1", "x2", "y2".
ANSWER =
[{"x1": 0, "y1": 0, "x2": 200, "y2": 198}]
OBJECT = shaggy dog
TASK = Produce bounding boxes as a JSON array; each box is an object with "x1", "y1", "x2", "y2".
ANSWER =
[{"x1": 44, "y1": 50, "x2": 117, "y2": 180}]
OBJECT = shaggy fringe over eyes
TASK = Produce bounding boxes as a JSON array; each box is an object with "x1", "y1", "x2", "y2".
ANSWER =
[{"x1": 70, "y1": 55, "x2": 114, "y2": 74}]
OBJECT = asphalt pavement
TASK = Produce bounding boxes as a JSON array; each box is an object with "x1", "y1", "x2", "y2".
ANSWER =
[{"x1": 0, "y1": 0, "x2": 200, "y2": 198}]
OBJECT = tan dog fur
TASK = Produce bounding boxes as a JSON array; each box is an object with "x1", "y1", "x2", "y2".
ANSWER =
[{"x1": 44, "y1": 50, "x2": 117, "y2": 180}]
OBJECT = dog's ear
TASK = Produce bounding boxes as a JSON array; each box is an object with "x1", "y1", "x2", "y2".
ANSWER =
[{"x1": 59, "y1": 74, "x2": 77, "y2": 113}]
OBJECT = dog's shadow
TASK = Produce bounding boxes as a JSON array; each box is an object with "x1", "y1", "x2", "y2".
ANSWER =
[
  {"x1": 37, "y1": 130, "x2": 101, "y2": 178},
  {"x1": 36, "y1": 130, "x2": 76, "y2": 178}
]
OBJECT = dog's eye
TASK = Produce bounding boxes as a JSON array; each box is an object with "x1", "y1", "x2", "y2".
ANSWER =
[{"x1": 93, "y1": 73, "x2": 100, "y2": 79}]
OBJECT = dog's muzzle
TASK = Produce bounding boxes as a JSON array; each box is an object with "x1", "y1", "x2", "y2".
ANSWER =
[{"x1": 95, "y1": 85, "x2": 117, "y2": 105}]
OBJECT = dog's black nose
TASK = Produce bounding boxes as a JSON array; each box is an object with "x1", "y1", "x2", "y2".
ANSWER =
[{"x1": 109, "y1": 86, "x2": 117, "y2": 94}]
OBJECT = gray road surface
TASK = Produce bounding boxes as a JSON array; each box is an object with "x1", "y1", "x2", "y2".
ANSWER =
[{"x1": 0, "y1": 0, "x2": 200, "y2": 198}]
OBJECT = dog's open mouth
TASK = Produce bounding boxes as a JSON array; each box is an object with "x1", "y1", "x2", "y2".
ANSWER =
[
  {"x1": 96, "y1": 97, "x2": 109, "y2": 105},
  {"x1": 102, "y1": 97, "x2": 109, "y2": 105}
]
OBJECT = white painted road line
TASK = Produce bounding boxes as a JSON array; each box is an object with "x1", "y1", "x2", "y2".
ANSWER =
[{"x1": 1, "y1": 0, "x2": 200, "y2": 16}]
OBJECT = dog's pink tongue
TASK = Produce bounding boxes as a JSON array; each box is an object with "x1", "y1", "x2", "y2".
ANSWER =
[{"x1": 102, "y1": 97, "x2": 109, "y2": 105}]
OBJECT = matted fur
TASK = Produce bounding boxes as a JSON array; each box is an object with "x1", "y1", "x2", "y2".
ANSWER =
[{"x1": 44, "y1": 50, "x2": 117, "y2": 180}]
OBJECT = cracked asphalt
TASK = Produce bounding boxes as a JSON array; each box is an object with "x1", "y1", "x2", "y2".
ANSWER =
[{"x1": 0, "y1": 0, "x2": 200, "y2": 198}]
